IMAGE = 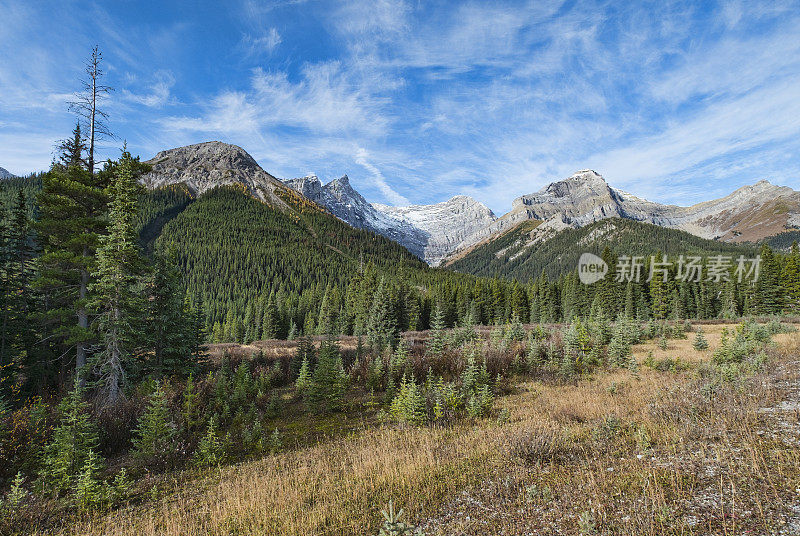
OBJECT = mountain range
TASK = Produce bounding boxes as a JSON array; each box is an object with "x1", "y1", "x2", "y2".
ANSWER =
[
  {"x1": 0, "y1": 167, "x2": 16, "y2": 179},
  {"x1": 138, "y1": 141, "x2": 800, "y2": 268}
]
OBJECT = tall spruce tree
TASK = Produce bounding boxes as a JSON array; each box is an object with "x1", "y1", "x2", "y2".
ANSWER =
[
  {"x1": 781, "y1": 242, "x2": 800, "y2": 313},
  {"x1": 306, "y1": 339, "x2": 347, "y2": 413},
  {"x1": 37, "y1": 123, "x2": 108, "y2": 380},
  {"x1": 366, "y1": 278, "x2": 398, "y2": 351},
  {"x1": 90, "y1": 150, "x2": 145, "y2": 403},
  {"x1": 147, "y1": 249, "x2": 192, "y2": 377}
]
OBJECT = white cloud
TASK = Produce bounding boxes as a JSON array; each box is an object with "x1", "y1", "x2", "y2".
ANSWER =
[
  {"x1": 240, "y1": 28, "x2": 282, "y2": 57},
  {"x1": 122, "y1": 70, "x2": 175, "y2": 107},
  {"x1": 355, "y1": 147, "x2": 409, "y2": 206}
]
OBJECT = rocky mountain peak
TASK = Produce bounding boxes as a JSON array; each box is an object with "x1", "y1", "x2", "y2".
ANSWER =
[
  {"x1": 0, "y1": 166, "x2": 15, "y2": 179},
  {"x1": 140, "y1": 141, "x2": 286, "y2": 205},
  {"x1": 326, "y1": 175, "x2": 356, "y2": 196}
]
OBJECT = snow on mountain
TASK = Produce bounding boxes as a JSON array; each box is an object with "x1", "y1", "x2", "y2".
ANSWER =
[
  {"x1": 283, "y1": 174, "x2": 427, "y2": 257},
  {"x1": 282, "y1": 175, "x2": 496, "y2": 265},
  {"x1": 137, "y1": 141, "x2": 800, "y2": 267},
  {"x1": 373, "y1": 196, "x2": 497, "y2": 266}
]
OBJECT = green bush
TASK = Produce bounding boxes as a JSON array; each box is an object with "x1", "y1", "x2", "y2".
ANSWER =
[
  {"x1": 194, "y1": 416, "x2": 227, "y2": 467},
  {"x1": 73, "y1": 450, "x2": 104, "y2": 511},
  {"x1": 38, "y1": 381, "x2": 101, "y2": 496},
  {"x1": 132, "y1": 382, "x2": 178, "y2": 470},
  {"x1": 692, "y1": 328, "x2": 709, "y2": 351},
  {"x1": 306, "y1": 340, "x2": 348, "y2": 413},
  {"x1": 390, "y1": 375, "x2": 426, "y2": 426}
]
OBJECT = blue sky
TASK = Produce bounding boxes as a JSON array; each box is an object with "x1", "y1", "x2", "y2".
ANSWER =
[{"x1": 2, "y1": 0, "x2": 800, "y2": 214}]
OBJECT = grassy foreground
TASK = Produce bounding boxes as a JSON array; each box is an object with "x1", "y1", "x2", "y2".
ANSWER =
[{"x1": 37, "y1": 324, "x2": 800, "y2": 535}]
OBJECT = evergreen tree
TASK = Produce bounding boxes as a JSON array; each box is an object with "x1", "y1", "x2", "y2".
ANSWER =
[
  {"x1": 39, "y1": 380, "x2": 100, "y2": 495},
  {"x1": 750, "y1": 245, "x2": 782, "y2": 315},
  {"x1": 720, "y1": 280, "x2": 738, "y2": 319},
  {"x1": 90, "y1": 150, "x2": 146, "y2": 403},
  {"x1": 290, "y1": 337, "x2": 316, "y2": 380},
  {"x1": 132, "y1": 382, "x2": 176, "y2": 469},
  {"x1": 781, "y1": 242, "x2": 800, "y2": 313},
  {"x1": 390, "y1": 374, "x2": 426, "y2": 426},
  {"x1": 366, "y1": 278, "x2": 398, "y2": 351},
  {"x1": 147, "y1": 250, "x2": 192, "y2": 377},
  {"x1": 649, "y1": 254, "x2": 669, "y2": 320},
  {"x1": 36, "y1": 124, "x2": 108, "y2": 380},
  {"x1": 426, "y1": 301, "x2": 447, "y2": 357},
  {"x1": 261, "y1": 294, "x2": 278, "y2": 339},
  {"x1": 692, "y1": 327, "x2": 709, "y2": 351},
  {"x1": 306, "y1": 339, "x2": 347, "y2": 413}
]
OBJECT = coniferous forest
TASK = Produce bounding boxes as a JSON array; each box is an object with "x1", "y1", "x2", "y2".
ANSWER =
[{"x1": 3, "y1": 46, "x2": 800, "y2": 535}]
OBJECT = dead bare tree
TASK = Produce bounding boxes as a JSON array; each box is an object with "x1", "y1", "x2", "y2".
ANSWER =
[
  {"x1": 66, "y1": 46, "x2": 114, "y2": 380},
  {"x1": 68, "y1": 46, "x2": 114, "y2": 175}
]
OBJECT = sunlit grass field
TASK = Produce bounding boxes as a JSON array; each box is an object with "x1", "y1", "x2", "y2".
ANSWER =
[{"x1": 40, "y1": 323, "x2": 800, "y2": 535}]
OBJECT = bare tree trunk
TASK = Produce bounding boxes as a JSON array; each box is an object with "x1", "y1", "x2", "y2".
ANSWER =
[
  {"x1": 88, "y1": 53, "x2": 97, "y2": 175},
  {"x1": 102, "y1": 307, "x2": 124, "y2": 405},
  {"x1": 76, "y1": 261, "x2": 89, "y2": 382}
]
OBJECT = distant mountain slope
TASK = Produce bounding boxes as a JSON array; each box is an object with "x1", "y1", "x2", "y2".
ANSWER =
[
  {"x1": 150, "y1": 184, "x2": 430, "y2": 331},
  {"x1": 373, "y1": 196, "x2": 497, "y2": 266},
  {"x1": 138, "y1": 142, "x2": 799, "y2": 270},
  {"x1": 441, "y1": 170, "x2": 800, "y2": 265},
  {"x1": 283, "y1": 174, "x2": 427, "y2": 258},
  {"x1": 0, "y1": 167, "x2": 15, "y2": 179},
  {"x1": 283, "y1": 174, "x2": 496, "y2": 265},
  {"x1": 763, "y1": 230, "x2": 800, "y2": 251},
  {"x1": 447, "y1": 217, "x2": 756, "y2": 281}
]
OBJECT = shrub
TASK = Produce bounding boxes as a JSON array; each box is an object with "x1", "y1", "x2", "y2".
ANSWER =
[
  {"x1": 5, "y1": 472, "x2": 27, "y2": 510},
  {"x1": 307, "y1": 340, "x2": 348, "y2": 413},
  {"x1": 38, "y1": 381, "x2": 100, "y2": 496},
  {"x1": 295, "y1": 357, "x2": 312, "y2": 394},
  {"x1": 390, "y1": 375, "x2": 426, "y2": 426},
  {"x1": 608, "y1": 326, "x2": 632, "y2": 368},
  {"x1": 194, "y1": 416, "x2": 227, "y2": 467},
  {"x1": 466, "y1": 384, "x2": 493, "y2": 418},
  {"x1": 525, "y1": 332, "x2": 543, "y2": 371},
  {"x1": 73, "y1": 450, "x2": 104, "y2": 511},
  {"x1": 505, "y1": 317, "x2": 525, "y2": 342},
  {"x1": 692, "y1": 328, "x2": 709, "y2": 351},
  {"x1": 376, "y1": 501, "x2": 423, "y2": 536},
  {"x1": 182, "y1": 373, "x2": 201, "y2": 432},
  {"x1": 132, "y1": 382, "x2": 178, "y2": 470}
]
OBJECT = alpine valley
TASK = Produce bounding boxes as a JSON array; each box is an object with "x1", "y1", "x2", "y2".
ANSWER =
[{"x1": 136, "y1": 141, "x2": 800, "y2": 276}]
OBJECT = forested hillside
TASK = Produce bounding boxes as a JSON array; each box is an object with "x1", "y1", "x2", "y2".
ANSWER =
[{"x1": 449, "y1": 218, "x2": 756, "y2": 280}]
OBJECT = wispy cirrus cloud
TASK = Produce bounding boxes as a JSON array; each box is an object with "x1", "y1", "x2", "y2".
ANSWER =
[{"x1": 240, "y1": 28, "x2": 282, "y2": 57}]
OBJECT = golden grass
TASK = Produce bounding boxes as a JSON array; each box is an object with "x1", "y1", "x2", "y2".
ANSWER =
[{"x1": 45, "y1": 325, "x2": 800, "y2": 536}]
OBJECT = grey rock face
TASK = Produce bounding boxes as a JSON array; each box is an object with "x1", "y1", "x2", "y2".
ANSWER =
[
  {"x1": 447, "y1": 170, "x2": 800, "y2": 263},
  {"x1": 283, "y1": 174, "x2": 429, "y2": 260},
  {"x1": 283, "y1": 175, "x2": 496, "y2": 265},
  {"x1": 140, "y1": 141, "x2": 288, "y2": 206},
  {"x1": 374, "y1": 196, "x2": 497, "y2": 266},
  {"x1": 137, "y1": 140, "x2": 800, "y2": 267},
  {"x1": 0, "y1": 167, "x2": 15, "y2": 179}
]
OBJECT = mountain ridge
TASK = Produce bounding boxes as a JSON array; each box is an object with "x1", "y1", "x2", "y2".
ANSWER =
[{"x1": 135, "y1": 141, "x2": 799, "y2": 266}]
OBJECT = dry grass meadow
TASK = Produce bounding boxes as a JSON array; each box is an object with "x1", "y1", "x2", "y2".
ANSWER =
[{"x1": 39, "y1": 324, "x2": 800, "y2": 535}]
